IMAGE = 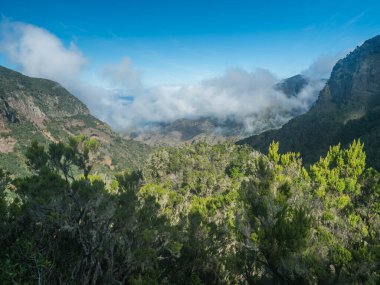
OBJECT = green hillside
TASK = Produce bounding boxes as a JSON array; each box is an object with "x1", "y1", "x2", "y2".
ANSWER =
[{"x1": 0, "y1": 66, "x2": 150, "y2": 176}]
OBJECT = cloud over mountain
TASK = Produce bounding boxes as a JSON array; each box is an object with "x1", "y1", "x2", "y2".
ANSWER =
[
  {"x1": 122, "y1": 68, "x2": 324, "y2": 129},
  {"x1": 0, "y1": 20, "x2": 330, "y2": 133}
]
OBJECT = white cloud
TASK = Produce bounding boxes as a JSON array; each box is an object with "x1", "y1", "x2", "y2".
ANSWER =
[
  {"x1": 102, "y1": 57, "x2": 143, "y2": 92},
  {"x1": 0, "y1": 20, "x2": 86, "y2": 83},
  {"x1": 302, "y1": 54, "x2": 342, "y2": 79}
]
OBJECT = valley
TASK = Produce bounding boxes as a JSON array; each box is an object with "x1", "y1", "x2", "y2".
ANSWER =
[{"x1": 0, "y1": 3, "x2": 379, "y2": 283}]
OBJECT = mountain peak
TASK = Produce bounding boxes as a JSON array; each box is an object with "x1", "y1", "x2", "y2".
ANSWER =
[{"x1": 307, "y1": 34, "x2": 380, "y2": 111}]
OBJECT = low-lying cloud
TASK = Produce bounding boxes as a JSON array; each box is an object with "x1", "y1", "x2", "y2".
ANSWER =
[{"x1": 0, "y1": 20, "x2": 334, "y2": 134}]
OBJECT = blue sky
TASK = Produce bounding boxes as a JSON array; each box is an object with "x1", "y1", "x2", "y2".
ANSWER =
[
  {"x1": 0, "y1": 1, "x2": 380, "y2": 130},
  {"x1": 1, "y1": 0, "x2": 380, "y2": 85}
]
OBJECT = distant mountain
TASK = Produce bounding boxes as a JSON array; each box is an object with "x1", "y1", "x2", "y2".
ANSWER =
[
  {"x1": 0, "y1": 66, "x2": 150, "y2": 175},
  {"x1": 238, "y1": 35, "x2": 380, "y2": 169},
  {"x1": 275, "y1": 74, "x2": 309, "y2": 97},
  {"x1": 126, "y1": 117, "x2": 243, "y2": 146},
  {"x1": 127, "y1": 74, "x2": 318, "y2": 146}
]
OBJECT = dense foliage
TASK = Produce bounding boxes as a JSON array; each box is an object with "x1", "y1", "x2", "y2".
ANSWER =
[{"x1": 0, "y1": 137, "x2": 379, "y2": 284}]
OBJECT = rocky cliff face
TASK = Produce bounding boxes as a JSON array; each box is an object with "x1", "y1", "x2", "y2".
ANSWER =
[
  {"x1": 313, "y1": 35, "x2": 380, "y2": 111},
  {"x1": 0, "y1": 66, "x2": 150, "y2": 175},
  {"x1": 239, "y1": 35, "x2": 380, "y2": 169}
]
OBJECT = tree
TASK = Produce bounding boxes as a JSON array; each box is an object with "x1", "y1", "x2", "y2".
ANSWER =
[
  {"x1": 237, "y1": 142, "x2": 313, "y2": 284},
  {"x1": 310, "y1": 140, "x2": 380, "y2": 284}
]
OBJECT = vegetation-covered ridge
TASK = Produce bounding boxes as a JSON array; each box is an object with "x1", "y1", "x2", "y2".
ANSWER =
[{"x1": 0, "y1": 137, "x2": 378, "y2": 284}]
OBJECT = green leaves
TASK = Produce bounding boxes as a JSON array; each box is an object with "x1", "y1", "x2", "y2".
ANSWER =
[
  {"x1": 25, "y1": 139, "x2": 48, "y2": 172},
  {"x1": 238, "y1": 146, "x2": 313, "y2": 283},
  {"x1": 25, "y1": 135, "x2": 101, "y2": 181}
]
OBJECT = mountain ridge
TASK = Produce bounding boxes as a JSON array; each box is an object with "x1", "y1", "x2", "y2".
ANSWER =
[{"x1": 238, "y1": 35, "x2": 380, "y2": 169}]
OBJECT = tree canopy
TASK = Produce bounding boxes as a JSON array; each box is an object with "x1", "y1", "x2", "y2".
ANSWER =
[{"x1": 0, "y1": 138, "x2": 378, "y2": 284}]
